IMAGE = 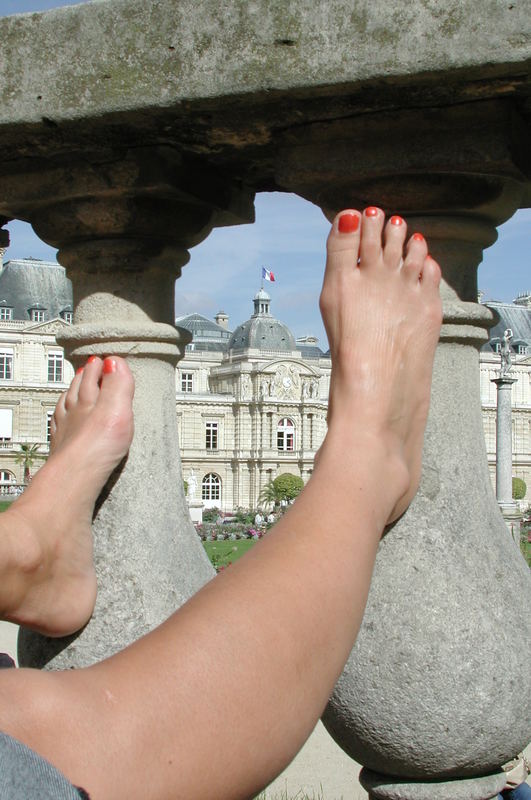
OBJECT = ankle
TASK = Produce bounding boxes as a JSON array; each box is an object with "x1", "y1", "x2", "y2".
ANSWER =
[{"x1": 319, "y1": 426, "x2": 411, "y2": 522}]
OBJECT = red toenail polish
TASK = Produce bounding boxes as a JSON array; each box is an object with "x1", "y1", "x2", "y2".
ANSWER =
[
  {"x1": 103, "y1": 357, "x2": 117, "y2": 374},
  {"x1": 390, "y1": 215, "x2": 403, "y2": 226},
  {"x1": 338, "y1": 213, "x2": 359, "y2": 233},
  {"x1": 412, "y1": 233, "x2": 424, "y2": 242},
  {"x1": 87, "y1": 355, "x2": 98, "y2": 363},
  {"x1": 76, "y1": 367, "x2": 84, "y2": 375},
  {"x1": 365, "y1": 206, "x2": 379, "y2": 217}
]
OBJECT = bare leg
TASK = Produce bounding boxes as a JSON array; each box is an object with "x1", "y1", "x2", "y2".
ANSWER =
[
  {"x1": 0, "y1": 356, "x2": 134, "y2": 636},
  {"x1": 0, "y1": 209, "x2": 441, "y2": 800}
]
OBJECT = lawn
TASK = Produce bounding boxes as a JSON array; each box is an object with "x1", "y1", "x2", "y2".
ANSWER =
[
  {"x1": 0, "y1": 501, "x2": 11, "y2": 513},
  {"x1": 203, "y1": 539, "x2": 256, "y2": 571}
]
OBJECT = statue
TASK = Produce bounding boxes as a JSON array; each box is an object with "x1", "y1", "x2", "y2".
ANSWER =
[
  {"x1": 500, "y1": 328, "x2": 513, "y2": 377},
  {"x1": 188, "y1": 469, "x2": 197, "y2": 501}
]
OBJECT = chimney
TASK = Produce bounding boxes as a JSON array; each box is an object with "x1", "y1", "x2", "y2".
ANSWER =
[{"x1": 215, "y1": 310, "x2": 229, "y2": 329}]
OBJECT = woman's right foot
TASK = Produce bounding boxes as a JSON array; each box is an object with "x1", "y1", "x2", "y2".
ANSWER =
[
  {"x1": 320, "y1": 207, "x2": 442, "y2": 523},
  {"x1": 2, "y1": 356, "x2": 134, "y2": 636}
]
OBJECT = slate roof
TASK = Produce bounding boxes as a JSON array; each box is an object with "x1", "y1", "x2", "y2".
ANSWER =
[
  {"x1": 0, "y1": 259, "x2": 72, "y2": 321},
  {"x1": 176, "y1": 312, "x2": 232, "y2": 352},
  {"x1": 296, "y1": 343, "x2": 325, "y2": 359},
  {"x1": 482, "y1": 299, "x2": 531, "y2": 353}
]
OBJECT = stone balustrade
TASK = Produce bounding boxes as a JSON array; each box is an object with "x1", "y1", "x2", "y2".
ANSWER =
[{"x1": 0, "y1": 2, "x2": 530, "y2": 797}]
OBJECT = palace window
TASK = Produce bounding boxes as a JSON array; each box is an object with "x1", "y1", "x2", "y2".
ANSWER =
[
  {"x1": 205, "y1": 421, "x2": 218, "y2": 450},
  {"x1": 62, "y1": 311, "x2": 73, "y2": 324},
  {"x1": 0, "y1": 307, "x2": 13, "y2": 321},
  {"x1": 202, "y1": 473, "x2": 221, "y2": 501},
  {"x1": 181, "y1": 372, "x2": 193, "y2": 392},
  {"x1": 30, "y1": 309, "x2": 45, "y2": 323},
  {"x1": 277, "y1": 418, "x2": 295, "y2": 451},
  {"x1": 0, "y1": 408, "x2": 12, "y2": 446},
  {"x1": 48, "y1": 352, "x2": 63, "y2": 383},
  {"x1": 0, "y1": 350, "x2": 13, "y2": 380},
  {"x1": 46, "y1": 411, "x2": 54, "y2": 443}
]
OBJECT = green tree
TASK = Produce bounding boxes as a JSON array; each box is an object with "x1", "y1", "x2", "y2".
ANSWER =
[
  {"x1": 15, "y1": 443, "x2": 44, "y2": 484},
  {"x1": 273, "y1": 473, "x2": 304, "y2": 501},
  {"x1": 512, "y1": 477, "x2": 527, "y2": 501},
  {"x1": 260, "y1": 474, "x2": 304, "y2": 509},
  {"x1": 259, "y1": 481, "x2": 283, "y2": 509}
]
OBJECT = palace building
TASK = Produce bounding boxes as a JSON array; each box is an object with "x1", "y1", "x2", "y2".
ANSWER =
[{"x1": 0, "y1": 258, "x2": 529, "y2": 507}]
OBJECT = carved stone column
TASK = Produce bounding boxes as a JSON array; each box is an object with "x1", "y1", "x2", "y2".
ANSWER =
[
  {"x1": 0, "y1": 147, "x2": 254, "y2": 668},
  {"x1": 276, "y1": 99, "x2": 531, "y2": 799}
]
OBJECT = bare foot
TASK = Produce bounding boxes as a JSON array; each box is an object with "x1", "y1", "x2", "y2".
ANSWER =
[
  {"x1": 2, "y1": 356, "x2": 134, "y2": 636},
  {"x1": 320, "y1": 207, "x2": 442, "y2": 523}
]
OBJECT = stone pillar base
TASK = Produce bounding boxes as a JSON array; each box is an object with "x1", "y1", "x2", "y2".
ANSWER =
[
  {"x1": 498, "y1": 502, "x2": 523, "y2": 543},
  {"x1": 360, "y1": 767, "x2": 507, "y2": 800},
  {"x1": 187, "y1": 501, "x2": 203, "y2": 524}
]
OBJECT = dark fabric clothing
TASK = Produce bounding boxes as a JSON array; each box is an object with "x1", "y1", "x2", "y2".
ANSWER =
[
  {"x1": 0, "y1": 732, "x2": 89, "y2": 799},
  {"x1": 0, "y1": 653, "x2": 89, "y2": 798}
]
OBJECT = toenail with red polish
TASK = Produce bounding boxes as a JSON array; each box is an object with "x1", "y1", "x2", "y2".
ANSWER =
[
  {"x1": 87, "y1": 355, "x2": 98, "y2": 363},
  {"x1": 365, "y1": 206, "x2": 379, "y2": 217},
  {"x1": 338, "y1": 213, "x2": 359, "y2": 233},
  {"x1": 76, "y1": 367, "x2": 84, "y2": 375},
  {"x1": 390, "y1": 215, "x2": 403, "y2": 226},
  {"x1": 412, "y1": 233, "x2": 424, "y2": 242},
  {"x1": 103, "y1": 358, "x2": 117, "y2": 374}
]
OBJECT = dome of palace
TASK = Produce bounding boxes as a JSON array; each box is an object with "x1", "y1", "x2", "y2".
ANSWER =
[{"x1": 228, "y1": 289, "x2": 296, "y2": 352}]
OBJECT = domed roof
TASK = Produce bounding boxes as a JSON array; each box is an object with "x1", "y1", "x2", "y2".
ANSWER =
[
  {"x1": 176, "y1": 312, "x2": 232, "y2": 352},
  {"x1": 228, "y1": 288, "x2": 296, "y2": 352}
]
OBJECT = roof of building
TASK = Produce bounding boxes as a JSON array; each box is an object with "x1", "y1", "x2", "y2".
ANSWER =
[
  {"x1": 228, "y1": 289, "x2": 296, "y2": 352},
  {"x1": 0, "y1": 259, "x2": 72, "y2": 321},
  {"x1": 482, "y1": 298, "x2": 531, "y2": 352},
  {"x1": 176, "y1": 312, "x2": 232, "y2": 352}
]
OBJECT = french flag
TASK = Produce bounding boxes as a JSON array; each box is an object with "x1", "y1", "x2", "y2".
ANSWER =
[{"x1": 262, "y1": 267, "x2": 276, "y2": 282}]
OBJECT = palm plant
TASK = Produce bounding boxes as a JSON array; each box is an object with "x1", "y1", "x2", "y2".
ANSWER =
[
  {"x1": 259, "y1": 480, "x2": 283, "y2": 510},
  {"x1": 15, "y1": 443, "x2": 43, "y2": 484}
]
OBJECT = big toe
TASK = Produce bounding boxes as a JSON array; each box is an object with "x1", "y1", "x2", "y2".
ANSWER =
[{"x1": 324, "y1": 209, "x2": 361, "y2": 273}]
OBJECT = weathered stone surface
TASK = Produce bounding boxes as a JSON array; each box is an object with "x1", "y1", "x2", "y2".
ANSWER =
[
  {"x1": 1, "y1": 0, "x2": 530, "y2": 125},
  {"x1": 321, "y1": 208, "x2": 531, "y2": 783},
  {"x1": 0, "y1": 0, "x2": 530, "y2": 209},
  {"x1": 360, "y1": 768, "x2": 507, "y2": 800}
]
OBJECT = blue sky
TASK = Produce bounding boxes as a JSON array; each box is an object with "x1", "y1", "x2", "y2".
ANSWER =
[{"x1": 3, "y1": 0, "x2": 530, "y2": 347}]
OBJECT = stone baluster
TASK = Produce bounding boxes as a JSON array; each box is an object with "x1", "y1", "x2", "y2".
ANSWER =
[
  {"x1": 3, "y1": 147, "x2": 254, "y2": 668},
  {"x1": 275, "y1": 98, "x2": 531, "y2": 800},
  {"x1": 321, "y1": 208, "x2": 531, "y2": 800}
]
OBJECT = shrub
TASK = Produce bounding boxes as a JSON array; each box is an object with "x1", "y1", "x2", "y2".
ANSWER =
[
  {"x1": 273, "y1": 473, "x2": 304, "y2": 501},
  {"x1": 512, "y1": 477, "x2": 527, "y2": 501},
  {"x1": 202, "y1": 506, "x2": 222, "y2": 522}
]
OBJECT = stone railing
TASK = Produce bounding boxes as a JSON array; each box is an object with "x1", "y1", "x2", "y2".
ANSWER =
[{"x1": 1, "y1": 2, "x2": 529, "y2": 798}]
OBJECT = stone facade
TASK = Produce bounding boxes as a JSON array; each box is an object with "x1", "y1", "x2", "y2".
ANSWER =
[
  {"x1": 1, "y1": 259, "x2": 529, "y2": 509},
  {"x1": 481, "y1": 294, "x2": 531, "y2": 503},
  {"x1": 175, "y1": 289, "x2": 330, "y2": 511},
  {"x1": 0, "y1": 259, "x2": 74, "y2": 490}
]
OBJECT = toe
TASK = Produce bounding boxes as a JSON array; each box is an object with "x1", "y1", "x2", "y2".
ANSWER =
[
  {"x1": 54, "y1": 391, "x2": 67, "y2": 421},
  {"x1": 383, "y1": 215, "x2": 407, "y2": 269},
  {"x1": 322, "y1": 209, "x2": 362, "y2": 303},
  {"x1": 78, "y1": 356, "x2": 104, "y2": 406},
  {"x1": 358, "y1": 206, "x2": 385, "y2": 269},
  {"x1": 98, "y1": 357, "x2": 135, "y2": 408},
  {"x1": 63, "y1": 369, "x2": 84, "y2": 411},
  {"x1": 421, "y1": 256, "x2": 442, "y2": 289},
  {"x1": 402, "y1": 231, "x2": 428, "y2": 284}
]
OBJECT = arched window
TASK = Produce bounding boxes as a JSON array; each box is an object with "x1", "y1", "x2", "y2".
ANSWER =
[
  {"x1": 0, "y1": 470, "x2": 16, "y2": 495},
  {"x1": 202, "y1": 473, "x2": 221, "y2": 504},
  {"x1": 277, "y1": 418, "x2": 295, "y2": 452}
]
